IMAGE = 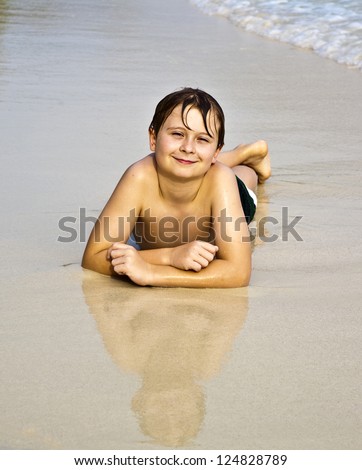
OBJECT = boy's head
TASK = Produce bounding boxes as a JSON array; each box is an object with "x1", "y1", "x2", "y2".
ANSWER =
[{"x1": 149, "y1": 88, "x2": 225, "y2": 149}]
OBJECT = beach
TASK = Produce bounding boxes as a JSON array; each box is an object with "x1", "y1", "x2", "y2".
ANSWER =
[{"x1": 1, "y1": 0, "x2": 361, "y2": 450}]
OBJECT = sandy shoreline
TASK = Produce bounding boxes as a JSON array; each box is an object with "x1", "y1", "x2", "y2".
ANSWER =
[{"x1": 1, "y1": 0, "x2": 361, "y2": 450}]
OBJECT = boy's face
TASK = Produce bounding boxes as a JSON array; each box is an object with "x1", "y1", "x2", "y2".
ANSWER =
[{"x1": 149, "y1": 104, "x2": 222, "y2": 179}]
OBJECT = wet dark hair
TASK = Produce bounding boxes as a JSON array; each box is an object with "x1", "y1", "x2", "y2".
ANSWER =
[{"x1": 149, "y1": 87, "x2": 225, "y2": 149}]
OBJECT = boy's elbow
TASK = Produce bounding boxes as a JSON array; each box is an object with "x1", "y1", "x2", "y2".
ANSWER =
[
  {"x1": 81, "y1": 252, "x2": 91, "y2": 270},
  {"x1": 81, "y1": 252, "x2": 112, "y2": 276},
  {"x1": 239, "y1": 276, "x2": 250, "y2": 287},
  {"x1": 81, "y1": 256, "x2": 94, "y2": 273},
  {"x1": 225, "y1": 268, "x2": 250, "y2": 288},
  {"x1": 233, "y1": 274, "x2": 250, "y2": 288}
]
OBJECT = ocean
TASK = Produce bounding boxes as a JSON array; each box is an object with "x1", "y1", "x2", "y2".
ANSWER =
[{"x1": 190, "y1": 0, "x2": 362, "y2": 71}]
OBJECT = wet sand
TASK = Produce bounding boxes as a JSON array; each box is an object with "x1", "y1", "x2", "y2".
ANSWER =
[{"x1": 1, "y1": 0, "x2": 361, "y2": 449}]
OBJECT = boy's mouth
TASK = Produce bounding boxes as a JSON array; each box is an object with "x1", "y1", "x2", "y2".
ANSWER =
[{"x1": 173, "y1": 157, "x2": 197, "y2": 165}]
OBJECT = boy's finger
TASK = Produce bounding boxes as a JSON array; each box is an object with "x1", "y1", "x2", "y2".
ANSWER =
[
  {"x1": 110, "y1": 249, "x2": 126, "y2": 259},
  {"x1": 195, "y1": 241, "x2": 218, "y2": 252},
  {"x1": 110, "y1": 242, "x2": 128, "y2": 251},
  {"x1": 106, "y1": 243, "x2": 124, "y2": 259},
  {"x1": 111, "y1": 256, "x2": 127, "y2": 266},
  {"x1": 111, "y1": 244, "x2": 137, "y2": 259},
  {"x1": 199, "y1": 249, "x2": 216, "y2": 262},
  {"x1": 204, "y1": 243, "x2": 218, "y2": 253},
  {"x1": 190, "y1": 262, "x2": 202, "y2": 272},
  {"x1": 195, "y1": 255, "x2": 210, "y2": 268}
]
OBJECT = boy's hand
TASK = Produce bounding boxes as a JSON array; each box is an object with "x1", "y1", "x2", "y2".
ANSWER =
[
  {"x1": 170, "y1": 241, "x2": 218, "y2": 272},
  {"x1": 107, "y1": 243, "x2": 153, "y2": 286}
]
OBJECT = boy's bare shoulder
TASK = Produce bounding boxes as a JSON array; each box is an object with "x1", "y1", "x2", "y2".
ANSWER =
[
  {"x1": 121, "y1": 154, "x2": 156, "y2": 185},
  {"x1": 108, "y1": 156, "x2": 156, "y2": 206},
  {"x1": 206, "y1": 161, "x2": 237, "y2": 185},
  {"x1": 201, "y1": 162, "x2": 239, "y2": 206}
]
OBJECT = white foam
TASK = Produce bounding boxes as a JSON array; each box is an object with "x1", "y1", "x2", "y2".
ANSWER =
[{"x1": 190, "y1": 0, "x2": 362, "y2": 71}]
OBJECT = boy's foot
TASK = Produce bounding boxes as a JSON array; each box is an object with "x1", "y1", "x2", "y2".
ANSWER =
[
  {"x1": 234, "y1": 140, "x2": 271, "y2": 183},
  {"x1": 254, "y1": 149, "x2": 271, "y2": 184}
]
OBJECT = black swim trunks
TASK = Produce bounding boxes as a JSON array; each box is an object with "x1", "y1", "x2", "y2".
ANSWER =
[{"x1": 235, "y1": 176, "x2": 257, "y2": 224}]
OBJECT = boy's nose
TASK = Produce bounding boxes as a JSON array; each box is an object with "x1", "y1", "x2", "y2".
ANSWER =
[{"x1": 180, "y1": 138, "x2": 195, "y2": 153}]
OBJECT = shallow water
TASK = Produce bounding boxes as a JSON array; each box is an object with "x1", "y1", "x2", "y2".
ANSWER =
[
  {"x1": 1, "y1": 0, "x2": 362, "y2": 450},
  {"x1": 190, "y1": 0, "x2": 362, "y2": 70}
]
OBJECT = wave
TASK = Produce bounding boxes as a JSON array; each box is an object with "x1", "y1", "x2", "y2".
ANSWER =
[{"x1": 190, "y1": 0, "x2": 362, "y2": 71}]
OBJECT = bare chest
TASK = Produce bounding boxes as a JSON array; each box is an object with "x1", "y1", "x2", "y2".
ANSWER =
[{"x1": 135, "y1": 199, "x2": 212, "y2": 248}]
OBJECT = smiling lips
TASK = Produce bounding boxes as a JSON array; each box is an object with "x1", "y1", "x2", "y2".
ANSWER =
[{"x1": 173, "y1": 157, "x2": 197, "y2": 165}]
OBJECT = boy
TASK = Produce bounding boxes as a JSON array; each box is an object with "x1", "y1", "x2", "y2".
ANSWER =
[{"x1": 82, "y1": 88, "x2": 271, "y2": 287}]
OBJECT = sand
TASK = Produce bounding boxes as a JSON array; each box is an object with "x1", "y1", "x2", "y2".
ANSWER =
[{"x1": 0, "y1": 0, "x2": 361, "y2": 450}]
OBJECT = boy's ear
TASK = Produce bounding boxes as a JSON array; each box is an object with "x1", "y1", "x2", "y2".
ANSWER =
[
  {"x1": 211, "y1": 146, "x2": 223, "y2": 164},
  {"x1": 149, "y1": 128, "x2": 156, "y2": 151}
]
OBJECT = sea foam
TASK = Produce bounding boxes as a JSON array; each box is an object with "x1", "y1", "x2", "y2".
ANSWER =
[{"x1": 190, "y1": 0, "x2": 362, "y2": 71}]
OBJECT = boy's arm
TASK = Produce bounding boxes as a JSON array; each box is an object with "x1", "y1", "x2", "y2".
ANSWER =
[
  {"x1": 82, "y1": 157, "x2": 217, "y2": 275},
  {"x1": 110, "y1": 168, "x2": 251, "y2": 287},
  {"x1": 137, "y1": 241, "x2": 218, "y2": 271},
  {"x1": 81, "y1": 163, "x2": 144, "y2": 276}
]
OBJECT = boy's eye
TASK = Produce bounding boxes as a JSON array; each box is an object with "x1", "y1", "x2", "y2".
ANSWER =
[
  {"x1": 198, "y1": 137, "x2": 210, "y2": 143},
  {"x1": 172, "y1": 131, "x2": 183, "y2": 137}
]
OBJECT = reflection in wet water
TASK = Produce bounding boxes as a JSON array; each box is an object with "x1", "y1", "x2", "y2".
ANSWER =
[{"x1": 82, "y1": 272, "x2": 248, "y2": 447}]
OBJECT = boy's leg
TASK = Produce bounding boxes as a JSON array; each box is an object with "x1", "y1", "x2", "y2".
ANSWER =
[
  {"x1": 232, "y1": 165, "x2": 258, "y2": 194},
  {"x1": 218, "y1": 140, "x2": 271, "y2": 184}
]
